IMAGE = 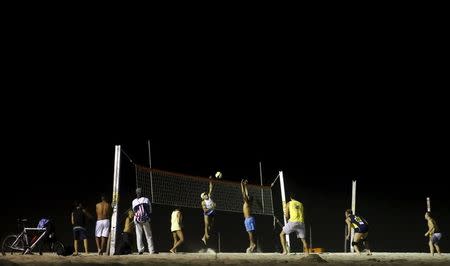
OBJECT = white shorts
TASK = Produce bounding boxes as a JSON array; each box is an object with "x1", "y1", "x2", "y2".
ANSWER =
[
  {"x1": 283, "y1": 221, "x2": 305, "y2": 239},
  {"x1": 95, "y1": 219, "x2": 110, "y2": 237}
]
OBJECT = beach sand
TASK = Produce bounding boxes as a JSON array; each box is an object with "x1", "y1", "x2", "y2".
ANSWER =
[{"x1": 0, "y1": 252, "x2": 449, "y2": 266}]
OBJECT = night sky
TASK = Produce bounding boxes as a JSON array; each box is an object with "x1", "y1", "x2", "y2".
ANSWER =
[
  {"x1": 1, "y1": 97, "x2": 448, "y2": 254},
  {"x1": 1, "y1": 14, "x2": 447, "y2": 256}
]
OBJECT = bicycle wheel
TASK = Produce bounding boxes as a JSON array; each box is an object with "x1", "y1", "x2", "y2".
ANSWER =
[
  {"x1": 53, "y1": 241, "x2": 65, "y2": 256},
  {"x1": 2, "y1": 235, "x2": 25, "y2": 256}
]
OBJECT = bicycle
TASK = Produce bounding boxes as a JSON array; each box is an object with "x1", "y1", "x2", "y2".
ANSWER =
[{"x1": 1, "y1": 218, "x2": 64, "y2": 256}]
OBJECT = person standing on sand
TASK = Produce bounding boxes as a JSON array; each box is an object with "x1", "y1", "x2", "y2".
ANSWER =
[
  {"x1": 241, "y1": 179, "x2": 256, "y2": 253},
  {"x1": 133, "y1": 188, "x2": 155, "y2": 254},
  {"x1": 279, "y1": 193, "x2": 309, "y2": 256},
  {"x1": 71, "y1": 201, "x2": 93, "y2": 256},
  {"x1": 170, "y1": 208, "x2": 184, "y2": 253},
  {"x1": 95, "y1": 194, "x2": 112, "y2": 255},
  {"x1": 424, "y1": 212, "x2": 442, "y2": 256}
]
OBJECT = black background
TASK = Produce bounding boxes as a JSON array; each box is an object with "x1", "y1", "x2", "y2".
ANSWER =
[{"x1": 1, "y1": 21, "x2": 448, "y2": 253}]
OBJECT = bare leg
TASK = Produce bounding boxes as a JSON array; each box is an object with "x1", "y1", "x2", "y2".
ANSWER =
[
  {"x1": 429, "y1": 239, "x2": 435, "y2": 255},
  {"x1": 170, "y1": 232, "x2": 177, "y2": 253},
  {"x1": 246, "y1": 232, "x2": 256, "y2": 252},
  {"x1": 300, "y1": 238, "x2": 309, "y2": 255},
  {"x1": 202, "y1": 216, "x2": 209, "y2": 244},
  {"x1": 434, "y1": 244, "x2": 441, "y2": 255},
  {"x1": 363, "y1": 234, "x2": 372, "y2": 255},
  {"x1": 279, "y1": 231, "x2": 288, "y2": 255},
  {"x1": 73, "y1": 240, "x2": 79, "y2": 255},
  {"x1": 353, "y1": 233, "x2": 362, "y2": 255},
  {"x1": 83, "y1": 239, "x2": 89, "y2": 254},
  {"x1": 96, "y1": 237, "x2": 101, "y2": 254},
  {"x1": 171, "y1": 230, "x2": 184, "y2": 253},
  {"x1": 100, "y1": 237, "x2": 107, "y2": 255}
]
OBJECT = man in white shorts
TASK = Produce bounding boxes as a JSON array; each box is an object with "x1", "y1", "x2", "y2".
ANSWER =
[
  {"x1": 95, "y1": 194, "x2": 111, "y2": 255},
  {"x1": 279, "y1": 193, "x2": 309, "y2": 255}
]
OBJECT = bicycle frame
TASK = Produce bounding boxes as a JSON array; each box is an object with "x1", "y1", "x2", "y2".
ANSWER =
[{"x1": 11, "y1": 227, "x2": 47, "y2": 254}]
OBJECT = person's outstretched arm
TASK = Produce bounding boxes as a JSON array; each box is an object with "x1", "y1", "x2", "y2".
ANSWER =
[
  {"x1": 244, "y1": 180, "x2": 249, "y2": 199},
  {"x1": 241, "y1": 180, "x2": 248, "y2": 201},
  {"x1": 208, "y1": 176, "x2": 213, "y2": 197}
]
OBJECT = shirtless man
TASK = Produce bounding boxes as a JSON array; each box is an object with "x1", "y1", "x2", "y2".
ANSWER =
[
  {"x1": 95, "y1": 194, "x2": 111, "y2": 255},
  {"x1": 241, "y1": 179, "x2": 256, "y2": 253},
  {"x1": 425, "y1": 212, "x2": 442, "y2": 256}
]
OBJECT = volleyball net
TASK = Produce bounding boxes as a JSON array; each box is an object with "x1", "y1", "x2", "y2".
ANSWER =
[{"x1": 135, "y1": 165, "x2": 274, "y2": 216}]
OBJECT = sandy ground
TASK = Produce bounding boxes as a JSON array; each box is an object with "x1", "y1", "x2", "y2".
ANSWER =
[{"x1": 0, "y1": 252, "x2": 449, "y2": 266}]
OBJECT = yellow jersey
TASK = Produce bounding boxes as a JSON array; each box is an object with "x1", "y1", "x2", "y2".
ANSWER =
[{"x1": 287, "y1": 200, "x2": 304, "y2": 223}]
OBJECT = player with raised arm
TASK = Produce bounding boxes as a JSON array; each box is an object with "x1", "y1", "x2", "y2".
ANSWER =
[
  {"x1": 241, "y1": 179, "x2": 256, "y2": 253},
  {"x1": 201, "y1": 176, "x2": 215, "y2": 245}
]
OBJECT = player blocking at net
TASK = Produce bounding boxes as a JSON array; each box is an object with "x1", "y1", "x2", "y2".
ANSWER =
[
  {"x1": 241, "y1": 179, "x2": 256, "y2": 253},
  {"x1": 201, "y1": 175, "x2": 216, "y2": 245}
]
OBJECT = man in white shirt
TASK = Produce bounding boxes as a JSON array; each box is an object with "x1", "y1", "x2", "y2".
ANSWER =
[{"x1": 132, "y1": 188, "x2": 155, "y2": 254}]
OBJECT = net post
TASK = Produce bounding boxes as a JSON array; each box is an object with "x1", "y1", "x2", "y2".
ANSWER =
[
  {"x1": 426, "y1": 197, "x2": 431, "y2": 212},
  {"x1": 350, "y1": 180, "x2": 357, "y2": 253},
  {"x1": 147, "y1": 140, "x2": 154, "y2": 202},
  {"x1": 259, "y1": 162, "x2": 264, "y2": 213},
  {"x1": 109, "y1": 145, "x2": 121, "y2": 255},
  {"x1": 218, "y1": 232, "x2": 221, "y2": 253},
  {"x1": 279, "y1": 170, "x2": 290, "y2": 249}
]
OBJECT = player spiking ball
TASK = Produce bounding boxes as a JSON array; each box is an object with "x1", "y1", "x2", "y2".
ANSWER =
[{"x1": 201, "y1": 172, "x2": 217, "y2": 245}]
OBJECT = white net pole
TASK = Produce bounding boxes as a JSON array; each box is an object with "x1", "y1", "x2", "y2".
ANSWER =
[
  {"x1": 109, "y1": 145, "x2": 121, "y2": 255},
  {"x1": 279, "y1": 171, "x2": 290, "y2": 249},
  {"x1": 259, "y1": 162, "x2": 264, "y2": 213},
  {"x1": 147, "y1": 140, "x2": 154, "y2": 203},
  {"x1": 350, "y1": 180, "x2": 357, "y2": 253}
]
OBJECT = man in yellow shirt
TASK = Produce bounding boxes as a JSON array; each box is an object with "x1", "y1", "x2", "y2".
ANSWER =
[{"x1": 279, "y1": 193, "x2": 309, "y2": 255}]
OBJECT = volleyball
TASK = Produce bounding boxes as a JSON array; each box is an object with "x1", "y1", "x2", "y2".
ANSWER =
[{"x1": 215, "y1": 171, "x2": 222, "y2": 179}]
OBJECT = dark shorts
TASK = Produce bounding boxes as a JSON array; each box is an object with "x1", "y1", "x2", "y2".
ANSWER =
[
  {"x1": 355, "y1": 225, "x2": 369, "y2": 234},
  {"x1": 204, "y1": 209, "x2": 215, "y2": 217},
  {"x1": 431, "y1": 233, "x2": 442, "y2": 244},
  {"x1": 73, "y1": 227, "x2": 87, "y2": 240}
]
